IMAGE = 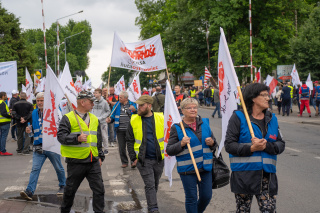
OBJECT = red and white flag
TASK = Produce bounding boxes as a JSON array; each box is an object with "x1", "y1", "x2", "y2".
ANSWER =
[
  {"x1": 25, "y1": 68, "x2": 34, "y2": 103},
  {"x1": 217, "y1": 28, "x2": 240, "y2": 155},
  {"x1": 291, "y1": 63, "x2": 301, "y2": 88},
  {"x1": 43, "y1": 65, "x2": 65, "y2": 155},
  {"x1": 163, "y1": 80, "x2": 181, "y2": 186},
  {"x1": 266, "y1": 75, "x2": 278, "y2": 97},
  {"x1": 60, "y1": 62, "x2": 77, "y2": 109},
  {"x1": 110, "y1": 32, "x2": 167, "y2": 72},
  {"x1": 204, "y1": 66, "x2": 212, "y2": 87},
  {"x1": 74, "y1": 76, "x2": 83, "y2": 93},
  {"x1": 127, "y1": 72, "x2": 141, "y2": 102},
  {"x1": 34, "y1": 73, "x2": 40, "y2": 90},
  {"x1": 114, "y1": 75, "x2": 126, "y2": 95},
  {"x1": 256, "y1": 67, "x2": 261, "y2": 83},
  {"x1": 21, "y1": 84, "x2": 26, "y2": 92}
]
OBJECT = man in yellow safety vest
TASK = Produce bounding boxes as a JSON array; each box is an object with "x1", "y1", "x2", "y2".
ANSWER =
[
  {"x1": 0, "y1": 92, "x2": 12, "y2": 156},
  {"x1": 288, "y1": 82, "x2": 293, "y2": 113}
]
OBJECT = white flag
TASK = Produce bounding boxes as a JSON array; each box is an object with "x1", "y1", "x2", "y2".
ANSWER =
[
  {"x1": 114, "y1": 75, "x2": 126, "y2": 95},
  {"x1": 218, "y1": 28, "x2": 240, "y2": 155},
  {"x1": 306, "y1": 73, "x2": 313, "y2": 91},
  {"x1": 42, "y1": 65, "x2": 65, "y2": 155},
  {"x1": 110, "y1": 32, "x2": 167, "y2": 72},
  {"x1": 21, "y1": 84, "x2": 26, "y2": 92},
  {"x1": 83, "y1": 79, "x2": 92, "y2": 90},
  {"x1": 74, "y1": 75, "x2": 83, "y2": 93},
  {"x1": 163, "y1": 80, "x2": 181, "y2": 186},
  {"x1": 99, "y1": 82, "x2": 103, "y2": 89},
  {"x1": 34, "y1": 73, "x2": 40, "y2": 90},
  {"x1": 60, "y1": 62, "x2": 77, "y2": 109},
  {"x1": 291, "y1": 64, "x2": 301, "y2": 88},
  {"x1": 25, "y1": 68, "x2": 34, "y2": 103},
  {"x1": 36, "y1": 77, "x2": 46, "y2": 93},
  {"x1": 127, "y1": 72, "x2": 141, "y2": 102}
]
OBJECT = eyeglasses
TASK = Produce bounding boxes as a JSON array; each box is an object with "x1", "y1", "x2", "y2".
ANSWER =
[
  {"x1": 184, "y1": 107, "x2": 198, "y2": 110},
  {"x1": 259, "y1": 94, "x2": 270, "y2": 98}
]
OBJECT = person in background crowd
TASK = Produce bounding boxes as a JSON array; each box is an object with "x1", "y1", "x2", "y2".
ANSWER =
[
  {"x1": 92, "y1": 88, "x2": 111, "y2": 155},
  {"x1": 58, "y1": 91, "x2": 105, "y2": 213},
  {"x1": 106, "y1": 91, "x2": 137, "y2": 168},
  {"x1": 225, "y1": 83, "x2": 285, "y2": 213},
  {"x1": 174, "y1": 85, "x2": 188, "y2": 116},
  {"x1": 314, "y1": 81, "x2": 320, "y2": 116},
  {"x1": 106, "y1": 87, "x2": 118, "y2": 147},
  {"x1": 210, "y1": 86, "x2": 215, "y2": 106},
  {"x1": 296, "y1": 84, "x2": 301, "y2": 112},
  {"x1": 275, "y1": 86, "x2": 283, "y2": 115},
  {"x1": 167, "y1": 98, "x2": 217, "y2": 213},
  {"x1": 9, "y1": 90, "x2": 20, "y2": 141},
  {"x1": 189, "y1": 85, "x2": 197, "y2": 99},
  {"x1": 127, "y1": 95, "x2": 164, "y2": 213},
  {"x1": 142, "y1": 87, "x2": 149, "y2": 95},
  {"x1": 298, "y1": 81, "x2": 311, "y2": 117},
  {"x1": 287, "y1": 82, "x2": 293, "y2": 113},
  {"x1": 161, "y1": 86, "x2": 166, "y2": 95},
  {"x1": 281, "y1": 82, "x2": 291, "y2": 116},
  {"x1": 12, "y1": 92, "x2": 33, "y2": 155},
  {"x1": 274, "y1": 83, "x2": 280, "y2": 106},
  {"x1": 197, "y1": 88, "x2": 204, "y2": 106},
  {"x1": 0, "y1": 92, "x2": 12, "y2": 156},
  {"x1": 212, "y1": 86, "x2": 221, "y2": 118},
  {"x1": 152, "y1": 86, "x2": 165, "y2": 113},
  {"x1": 102, "y1": 88, "x2": 108, "y2": 100},
  {"x1": 20, "y1": 92, "x2": 66, "y2": 200},
  {"x1": 204, "y1": 85, "x2": 212, "y2": 107},
  {"x1": 151, "y1": 87, "x2": 156, "y2": 96}
]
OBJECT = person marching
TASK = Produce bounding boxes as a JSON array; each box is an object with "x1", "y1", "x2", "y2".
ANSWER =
[
  {"x1": 57, "y1": 91, "x2": 105, "y2": 213},
  {"x1": 174, "y1": 85, "x2": 187, "y2": 116},
  {"x1": 298, "y1": 81, "x2": 311, "y2": 117},
  {"x1": 20, "y1": 92, "x2": 66, "y2": 200},
  {"x1": 0, "y1": 92, "x2": 13, "y2": 156},
  {"x1": 127, "y1": 95, "x2": 164, "y2": 213},
  {"x1": 315, "y1": 81, "x2": 320, "y2": 116}
]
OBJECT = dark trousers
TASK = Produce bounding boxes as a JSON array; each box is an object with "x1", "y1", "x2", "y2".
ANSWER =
[
  {"x1": 17, "y1": 126, "x2": 29, "y2": 153},
  {"x1": 136, "y1": 159, "x2": 164, "y2": 211},
  {"x1": 277, "y1": 101, "x2": 282, "y2": 114},
  {"x1": 61, "y1": 161, "x2": 105, "y2": 213},
  {"x1": 117, "y1": 130, "x2": 130, "y2": 165},
  {"x1": 11, "y1": 120, "x2": 17, "y2": 139},
  {"x1": 282, "y1": 99, "x2": 291, "y2": 116},
  {"x1": 212, "y1": 102, "x2": 221, "y2": 117}
]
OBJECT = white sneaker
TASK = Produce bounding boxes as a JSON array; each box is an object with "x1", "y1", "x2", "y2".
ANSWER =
[{"x1": 111, "y1": 142, "x2": 115, "y2": 147}]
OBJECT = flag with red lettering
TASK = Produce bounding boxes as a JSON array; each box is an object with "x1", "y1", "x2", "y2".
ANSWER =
[
  {"x1": 163, "y1": 80, "x2": 181, "y2": 186},
  {"x1": 266, "y1": 75, "x2": 278, "y2": 97},
  {"x1": 36, "y1": 77, "x2": 46, "y2": 93},
  {"x1": 217, "y1": 28, "x2": 240, "y2": 155},
  {"x1": 60, "y1": 62, "x2": 77, "y2": 109},
  {"x1": 34, "y1": 73, "x2": 40, "y2": 90},
  {"x1": 110, "y1": 32, "x2": 167, "y2": 72},
  {"x1": 256, "y1": 67, "x2": 261, "y2": 83},
  {"x1": 114, "y1": 75, "x2": 126, "y2": 95},
  {"x1": 74, "y1": 76, "x2": 83, "y2": 93},
  {"x1": 43, "y1": 65, "x2": 65, "y2": 155},
  {"x1": 127, "y1": 72, "x2": 141, "y2": 102},
  {"x1": 25, "y1": 68, "x2": 34, "y2": 103},
  {"x1": 204, "y1": 66, "x2": 212, "y2": 87}
]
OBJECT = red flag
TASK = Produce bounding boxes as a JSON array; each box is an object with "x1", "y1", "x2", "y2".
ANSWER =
[
  {"x1": 204, "y1": 66, "x2": 212, "y2": 87},
  {"x1": 256, "y1": 67, "x2": 261, "y2": 83}
]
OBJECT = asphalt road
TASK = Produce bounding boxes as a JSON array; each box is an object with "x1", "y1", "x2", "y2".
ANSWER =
[{"x1": 0, "y1": 106, "x2": 319, "y2": 212}]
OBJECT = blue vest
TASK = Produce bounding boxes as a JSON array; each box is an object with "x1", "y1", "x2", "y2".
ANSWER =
[
  {"x1": 301, "y1": 87, "x2": 310, "y2": 99},
  {"x1": 229, "y1": 111, "x2": 278, "y2": 173},
  {"x1": 175, "y1": 118, "x2": 213, "y2": 173},
  {"x1": 111, "y1": 100, "x2": 137, "y2": 128},
  {"x1": 32, "y1": 109, "x2": 43, "y2": 146},
  {"x1": 316, "y1": 86, "x2": 320, "y2": 100}
]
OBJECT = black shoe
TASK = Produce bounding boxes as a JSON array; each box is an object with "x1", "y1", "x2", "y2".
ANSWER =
[
  {"x1": 211, "y1": 114, "x2": 214, "y2": 118},
  {"x1": 282, "y1": 114, "x2": 285, "y2": 116},
  {"x1": 20, "y1": 190, "x2": 33, "y2": 201},
  {"x1": 104, "y1": 150, "x2": 109, "y2": 155},
  {"x1": 57, "y1": 186, "x2": 64, "y2": 195},
  {"x1": 291, "y1": 109, "x2": 293, "y2": 113}
]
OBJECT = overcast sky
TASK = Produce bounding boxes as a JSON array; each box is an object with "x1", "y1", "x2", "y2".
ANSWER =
[{"x1": 1, "y1": 0, "x2": 141, "y2": 87}]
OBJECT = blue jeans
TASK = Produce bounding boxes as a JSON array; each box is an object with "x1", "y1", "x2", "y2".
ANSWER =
[
  {"x1": 0, "y1": 123, "x2": 10, "y2": 153},
  {"x1": 212, "y1": 102, "x2": 221, "y2": 117},
  {"x1": 180, "y1": 170, "x2": 212, "y2": 213},
  {"x1": 26, "y1": 150, "x2": 66, "y2": 194},
  {"x1": 205, "y1": 97, "x2": 211, "y2": 106}
]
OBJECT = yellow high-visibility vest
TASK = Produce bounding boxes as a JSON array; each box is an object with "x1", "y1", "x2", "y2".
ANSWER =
[
  {"x1": 130, "y1": 112, "x2": 165, "y2": 160},
  {"x1": 61, "y1": 112, "x2": 99, "y2": 159},
  {"x1": 190, "y1": 89, "x2": 196, "y2": 98},
  {"x1": 211, "y1": 89, "x2": 215, "y2": 98},
  {"x1": 0, "y1": 100, "x2": 11, "y2": 123},
  {"x1": 288, "y1": 86, "x2": 293, "y2": 98}
]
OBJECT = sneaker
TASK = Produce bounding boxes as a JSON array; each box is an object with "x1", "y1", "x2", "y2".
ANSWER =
[
  {"x1": 20, "y1": 190, "x2": 33, "y2": 201},
  {"x1": 17, "y1": 152, "x2": 23, "y2": 155},
  {"x1": 104, "y1": 150, "x2": 109, "y2": 155},
  {"x1": 57, "y1": 186, "x2": 65, "y2": 195},
  {"x1": 309, "y1": 114, "x2": 311, "y2": 117},
  {"x1": 22, "y1": 152, "x2": 31, "y2": 156},
  {"x1": 110, "y1": 142, "x2": 115, "y2": 147},
  {"x1": 121, "y1": 164, "x2": 128, "y2": 168},
  {"x1": 0, "y1": 152, "x2": 13, "y2": 156},
  {"x1": 12, "y1": 138, "x2": 17, "y2": 142}
]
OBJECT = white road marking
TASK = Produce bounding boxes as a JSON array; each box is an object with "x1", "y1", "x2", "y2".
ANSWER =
[
  {"x1": 4, "y1": 186, "x2": 25, "y2": 192},
  {"x1": 286, "y1": 147, "x2": 302, "y2": 153},
  {"x1": 315, "y1": 157, "x2": 320, "y2": 160},
  {"x1": 109, "y1": 180, "x2": 125, "y2": 186},
  {"x1": 112, "y1": 189, "x2": 130, "y2": 196}
]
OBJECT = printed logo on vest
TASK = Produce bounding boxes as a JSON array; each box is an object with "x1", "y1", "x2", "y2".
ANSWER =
[{"x1": 269, "y1": 134, "x2": 277, "y2": 140}]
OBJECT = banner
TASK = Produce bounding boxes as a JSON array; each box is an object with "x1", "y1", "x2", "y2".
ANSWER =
[
  {"x1": 0, "y1": 61, "x2": 17, "y2": 98},
  {"x1": 127, "y1": 72, "x2": 141, "y2": 102},
  {"x1": 74, "y1": 75, "x2": 83, "y2": 93},
  {"x1": 306, "y1": 73, "x2": 313, "y2": 91},
  {"x1": 217, "y1": 28, "x2": 240, "y2": 155},
  {"x1": 266, "y1": 75, "x2": 278, "y2": 97},
  {"x1": 60, "y1": 62, "x2": 77, "y2": 109},
  {"x1": 163, "y1": 80, "x2": 181, "y2": 186},
  {"x1": 43, "y1": 65, "x2": 65, "y2": 155},
  {"x1": 110, "y1": 32, "x2": 167, "y2": 72},
  {"x1": 25, "y1": 68, "x2": 34, "y2": 103},
  {"x1": 291, "y1": 64, "x2": 301, "y2": 88},
  {"x1": 256, "y1": 67, "x2": 261, "y2": 83},
  {"x1": 114, "y1": 75, "x2": 126, "y2": 95},
  {"x1": 204, "y1": 66, "x2": 212, "y2": 87}
]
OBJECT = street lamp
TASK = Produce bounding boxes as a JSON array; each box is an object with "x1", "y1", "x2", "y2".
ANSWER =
[
  {"x1": 56, "y1": 10, "x2": 83, "y2": 75},
  {"x1": 64, "y1": 30, "x2": 84, "y2": 63}
]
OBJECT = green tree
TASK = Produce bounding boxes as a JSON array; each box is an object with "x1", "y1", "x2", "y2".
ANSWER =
[{"x1": 101, "y1": 67, "x2": 134, "y2": 88}]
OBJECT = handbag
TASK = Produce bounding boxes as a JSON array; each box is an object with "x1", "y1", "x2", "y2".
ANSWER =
[{"x1": 212, "y1": 151, "x2": 230, "y2": 189}]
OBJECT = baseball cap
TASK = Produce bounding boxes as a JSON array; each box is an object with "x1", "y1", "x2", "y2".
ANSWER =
[
  {"x1": 77, "y1": 91, "x2": 95, "y2": 101},
  {"x1": 135, "y1": 95, "x2": 154, "y2": 105},
  {"x1": 12, "y1": 90, "x2": 18, "y2": 94},
  {"x1": 314, "y1": 81, "x2": 318, "y2": 84}
]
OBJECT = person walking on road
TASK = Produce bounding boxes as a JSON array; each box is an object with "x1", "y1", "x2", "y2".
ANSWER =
[
  {"x1": 20, "y1": 92, "x2": 66, "y2": 200},
  {"x1": 174, "y1": 85, "x2": 187, "y2": 116},
  {"x1": 105, "y1": 87, "x2": 118, "y2": 147},
  {"x1": 204, "y1": 85, "x2": 212, "y2": 106},
  {"x1": 275, "y1": 86, "x2": 283, "y2": 115},
  {"x1": 58, "y1": 91, "x2": 105, "y2": 213},
  {"x1": 281, "y1": 83, "x2": 291, "y2": 116},
  {"x1": 225, "y1": 83, "x2": 285, "y2": 213},
  {"x1": 315, "y1": 81, "x2": 320, "y2": 116},
  {"x1": 287, "y1": 82, "x2": 294, "y2": 113},
  {"x1": 9, "y1": 90, "x2": 19, "y2": 141},
  {"x1": 211, "y1": 86, "x2": 221, "y2": 118},
  {"x1": 298, "y1": 82, "x2": 311, "y2": 117},
  {"x1": 127, "y1": 95, "x2": 165, "y2": 213},
  {"x1": 106, "y1": 91, "x2": 137, "y2": 168},
  {"x1": 92, "y1": 88, "x2": 110, "y2": 155},
  {"x1": 0, "y1": 92, "x2": 13, "y2": 156},
  {"x1": 152, "y1": 86, "x2": 165, "y2": 113},
  {"x1": 167, "y1": 98, "x2": 217, "y2": 213}
]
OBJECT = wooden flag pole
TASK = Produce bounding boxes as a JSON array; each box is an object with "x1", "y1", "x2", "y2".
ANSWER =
[
  {"x1": 64, "y1": 94, "x2": 83, "y2": 134},
  {"x1": 107, "y1": 65, "x2": 112, "y2": 94},
  {"x1": 166, "y1": 68, "x2": 201, "y2": 182}
]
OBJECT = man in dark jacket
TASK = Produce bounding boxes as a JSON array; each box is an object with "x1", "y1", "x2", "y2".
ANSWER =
[
  {"x1": 12, "y1": 92, "x2": 34, "y2": 155},
  {"x1": 204, "y1": 85, "x2": 212, "y2": 106},
  {"x1": 9, "y1": 90, "x2": 20, "y2": 141},
  {"x1": 127, "y1": 95, "x2": 164, "y2": 213},
  {"x1": 281, "y1": 82, "x2": 291, "y2": 116},
  {"x1": 152, "y1": 86, "x2": 165, "y2": 112},
  {"x1": 0, "y1": 92, "x2": 13, "y2": 156}
]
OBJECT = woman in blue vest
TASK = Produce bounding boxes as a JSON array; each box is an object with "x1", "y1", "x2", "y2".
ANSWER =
[
  {"x1": 225, "y1": 83, "x2": 285, "y2": 213},
  {"x1": 167, "y1": 98, "x2": 217, "y2": 213}
]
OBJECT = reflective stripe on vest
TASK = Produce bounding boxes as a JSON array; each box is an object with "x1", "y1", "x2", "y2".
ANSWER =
[
  {"x1": 0, "y1": 100, "x2": 11, "y2": 123},
  {"x1": 61, "y1": 112, "x2": 99, "y2": 159},
  {"x1": 229, "y1": 111, "x2": 278, "y2": 173},
  {"x1": 190, "y1": 90, "x2": 196, "y2": 98},
  {"x1": 175, "y1": 118, "x2": 213, "y2": 173},
  {"x1": 32, "y1": 109, "x2": 43, "y2": 146},
  {"x1": 130, "y1": 112, "x2": 165, "y2": 160}
]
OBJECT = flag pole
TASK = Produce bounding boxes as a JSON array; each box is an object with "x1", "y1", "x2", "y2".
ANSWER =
[
  {"x1": 108, "y1": 101, "x2": 120, "y2": 118},
  {"x1": 166, "y1": 68, "x2": 201, "y2": 182},
  {"x1": 107, "y1": 65, "x2": 111, "y2": 95},
  {"x1": 64, "y1": 94, "x2": 83, "y2": 134}
]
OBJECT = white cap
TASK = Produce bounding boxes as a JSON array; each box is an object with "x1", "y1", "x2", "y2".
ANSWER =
[
  {"x1": 12, "y1": 90, "x2": 18, "y2": 94},
  {"x1": 143, "y1": 87, "x2": 147, "y2": 90}
]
